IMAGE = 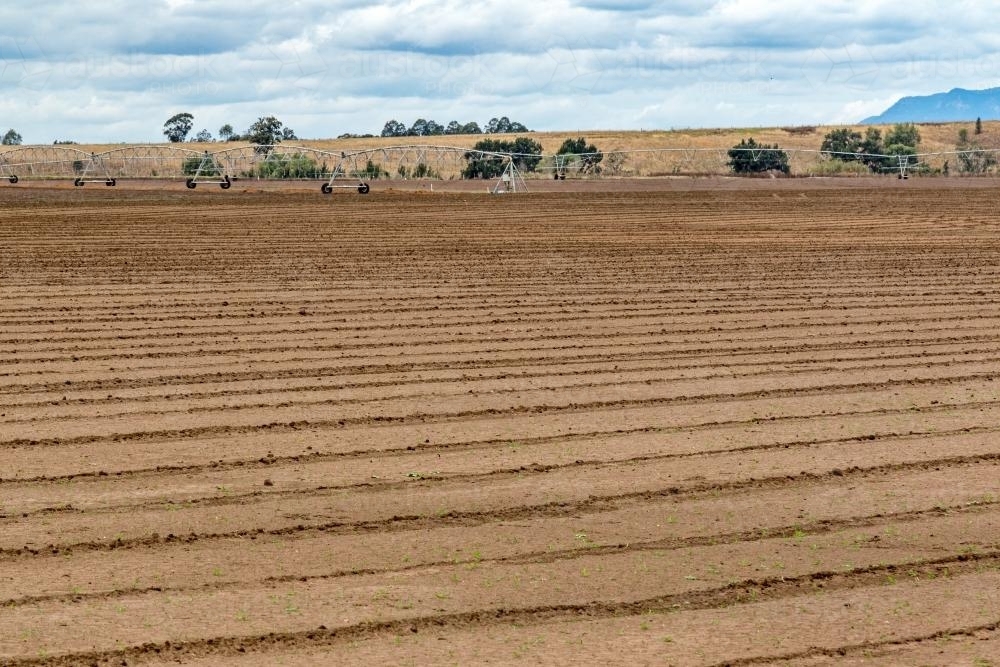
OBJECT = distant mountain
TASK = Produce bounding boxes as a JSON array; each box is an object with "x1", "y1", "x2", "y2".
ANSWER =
[{"x1": 861, "y1": 87, "x2": 1000, "y2": 124}]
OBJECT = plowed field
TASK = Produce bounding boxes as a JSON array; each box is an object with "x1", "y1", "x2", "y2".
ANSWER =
[{"x1": 2, "y1": 180, "x2": 1000, "y2": 666}]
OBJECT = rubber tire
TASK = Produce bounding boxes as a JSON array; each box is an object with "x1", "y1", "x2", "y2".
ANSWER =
[
  {"x1": 358, "y1": 183, "x2": 370, "y2": 194},
  {"x1": 106, "y1": 179, "x2": 116, "y2": 187},
  {"x1": 74, "y1": 178, "x2": 83, "y2": 187},
  {"x1": 321, "y1": 183, "x2": 333, "y2": 194},
  {"x1": 8, "y1": 175, "x2": 17, "y2": 184},
  {"x1": 186, "y1": 178, "x2": 196, "y2": 189},
  {"x1": 220, "y1": 177, "x2": 232, "y2": 190}
]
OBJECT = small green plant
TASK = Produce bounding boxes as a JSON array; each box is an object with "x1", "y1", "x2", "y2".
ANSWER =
[
  {"x1": 182, "y1": 154, "x2": 224, "y2": 176},
  {"x1": 412, "y1": 162, "x2": 439, "y2": 178},
  {"x1": 358, "y1": 159, "x2": 389, "y2": 180},
  {"x1": 253, "y1": 152, "x2": 322, "y2": 179}
]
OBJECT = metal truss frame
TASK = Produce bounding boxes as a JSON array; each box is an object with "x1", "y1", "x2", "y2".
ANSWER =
[
  {"x1": 0, "y1": 143, "x2": 998, "y2": 190},
  {"x1": 73, "y1": 152, "x2": 117, "y2": 187},
  {"x1": 185, "y1": 151, "x2": 231, "y2": 189}
]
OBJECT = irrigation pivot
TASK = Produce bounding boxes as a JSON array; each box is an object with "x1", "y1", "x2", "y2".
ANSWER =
[
  {"x1": 73, "y1": 153, "x2": 116, "y2": 187},
  {"x1": 320, "y1": 154, "x2": 371, "y2": 196},
  {"x1": 185, "y1": 151, "x2": 232, "y2": 190},
  {"x1": 1, "y1": 142, "x2": 994, "y2": 188},
  {"x1": 0, "y1": 152, "x2": 17, "y2": 183},
  {"x1": 491, "y1": 158, "x2": 528, "y2": 194}
]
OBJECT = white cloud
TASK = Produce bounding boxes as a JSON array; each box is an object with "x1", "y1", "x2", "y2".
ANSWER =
[
  {"x1": 830, "y1": 97, "x2": 902, "y2": 125},
  {"x1": 1, "y1": 0, "x2": 1000, "y2": 141}
]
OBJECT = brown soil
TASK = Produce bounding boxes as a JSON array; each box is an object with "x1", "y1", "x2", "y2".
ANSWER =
[{"x1": 2, "y1": 179, "x2": 1000, "y2": 665}]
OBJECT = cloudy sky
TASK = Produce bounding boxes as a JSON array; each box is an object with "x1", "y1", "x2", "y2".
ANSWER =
[{"x1": 0, "y1": 0, "x2": 997, "y2": 143}]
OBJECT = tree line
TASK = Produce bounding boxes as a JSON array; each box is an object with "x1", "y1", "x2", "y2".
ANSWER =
[
  {"x1": 729, "y1": 123, "x2": 926, "y2": 175},
  {"x1": 162, "y1": 113, "x2": 297, "y2": 145},
  {"x1": 380, "y1": 116, "x2": 531, "y2": 138},
  {"x1": 729, "y1": 121, "x2": 1000, "y2": 176},
  {"x1": 817, "y1": 123, "x2": 922, "y2": 170},
  {"x1": 461, "y1": 137, "x2": 603, "y2": 179}
]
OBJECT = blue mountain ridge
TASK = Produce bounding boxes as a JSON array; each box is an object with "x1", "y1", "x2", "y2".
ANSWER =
[{"x1": 861, "y1": 87, "x2": 1000, "y2": 124}]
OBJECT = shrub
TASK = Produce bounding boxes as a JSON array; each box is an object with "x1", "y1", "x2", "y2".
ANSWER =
[
  {"x1": 727, "y1": 138, "x2": 790, "y2": 175},
  {"x1": 183, "y1": 154, "x2": 222, "y2": 177},
  {"x1": 556, "y1": 137, "x2": 603, "y2": 174},
  {"x1": 462, "y1": 137, "x2": 543, "y2": 179},
  {"x1": 254, "y1": 152, "x2": 321, "y2": 179}
]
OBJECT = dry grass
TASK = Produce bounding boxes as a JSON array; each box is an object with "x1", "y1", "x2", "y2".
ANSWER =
[
  {"x1": 21, "y1": 121, "x2": 999, "y2": 181},
  {"x1": 61, "y1": 120, "x2": 998, "y2": 158}
]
